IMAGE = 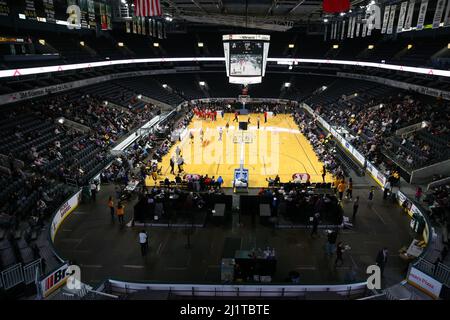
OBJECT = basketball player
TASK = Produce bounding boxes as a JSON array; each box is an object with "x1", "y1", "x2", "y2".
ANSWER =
[
  {"x1": 247, "y1": 116, "x2": 251, "y2": 124},
  {"x1": 225, "y1": 121, "x2": 230, "y2": 131},
  {"x1": 218, "y1": 127, "x2": 223, "y2": 141},
  {"x1": 257, "y1": 117, "x2": 260, "y2": 129},
  {"x1": 233, "y1": 111, "x2": 239, "y2": 122},
  {"x1": 200, "y1": 128, "x2": 204, "y2": 142}
]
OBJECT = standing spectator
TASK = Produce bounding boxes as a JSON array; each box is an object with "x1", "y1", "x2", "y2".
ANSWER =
[
  {"x1": 311, "y1": 213, "x2": 320, "y2": 238},
  {"x1": 346, "y1": 178, "x2": 353, "y2": 199},
  {"x1": 177, "y1": 155, "x2": 184, "y2": 173},
  {"x1": 117, "y1": 203, "x2": 125, "y2": 226},
  {"x1": 383, "y1": 181, "x2": 391, "y2": 200},
  {"x1": 139, "y1": 230, "x2": 148, "y2": 256},
  {"x1": 415, "y1": 186, "x2": 423, "y2": 202},
  {"x1": 376, "y1": 247, "x2": 388, "y2": 276},
  {"x1": 90, "y1": 181, "x2": 97, "y2": 202},
  {"x1": 264, "y1": 111, "x2": 268, "y2": 123},
  {"x1": 170, "y1": 156, "x2": 175, "y2": 175},
  {"x1": 334, "y1": 242, "x2": 345, "y2": 267},
  {"x1": 326, "y1": 229, "x2": 338, "y2": 256},
  {"x1": 321, "y1": 165, "x2": 326, "y2": 183},
  {"x1": 217, "y1": 176, "x2": 224, "y2": 188},
  {"x1": 352, "y1": 196, "x2": 360, "y2": 223},
  {"x1": 337, "y1": 180, "x2": 346, "y2": 201},
  {"x1": 108, "y1": 196, "x2": 115, "y2": 221},
  {"x1": 368, "y1": 186, "x2": 375, "y2": 206},
  {"x1": 257, "y1": 117, "x2": 260, "y2": 129}
]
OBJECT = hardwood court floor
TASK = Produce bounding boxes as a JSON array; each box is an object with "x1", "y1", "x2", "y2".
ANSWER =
[{"x1": 147, "y1": 113, "x2": 332, "y2": 188}]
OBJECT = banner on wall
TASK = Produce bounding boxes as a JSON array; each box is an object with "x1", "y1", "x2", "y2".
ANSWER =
[
  {"x1": 433, "y1": 0, "x2": 447, "y2": 28},
  {"x1": 39, "y1": 263, "x2": 70, "y2": 298},
  {"x1": 407, "y1": 267, "x2": 443, "y2": 299},
  {"x1": 397, "y1": 1, "x2": 408, "y2": 32},
  {"x1": 50, "y1": 190, "x2": 82, "y2": 241},
  {"x1": 0, "y1": 0, "x2": 9, "y2": 17},
  {"x1": 381, "y1": 5, "x2": 391, "y2": 33},
  {"x1": 387, "y1": 4, "x2": 397, "y2": 34},
  {"x1": 24, "y1": 0, "x2": 37, "y2": 20},
  {"x1": 362, "y1": 22, "x2": 367, "y2": 37},
  {"x1": 337, "y1": 72, "x2": 450, "y2": 100},
  {"x1": 100, "y1": 2, "x2": 108, "y2": 30},
  {"x1": 106, "y1": 4, "x2": 112, "y2": 30},
  {"x1": 341, "y1": 20, "x2": 346, "y2": 39},
  {"x1": 347, "y1": 17, "x2": 352, "y2": 38},
  {"x1": 404, "y1": 0, "x2": 415, "y2": 29},
  {"x1": 125, "y1": 20, "x2": 131, "y2": 33},
  {"x1": 416, "y1": 0, "x2": 429, "y2": 30}
]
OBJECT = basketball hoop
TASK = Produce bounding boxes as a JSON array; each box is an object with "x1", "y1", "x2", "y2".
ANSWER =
[{"x1": 238, "y1": 94, "x2": 250, "y2": 104}]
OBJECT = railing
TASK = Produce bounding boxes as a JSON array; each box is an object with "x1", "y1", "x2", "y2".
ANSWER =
[
  {"x1": 0, "y1": 259, "x2": 43, "y2": 291},
  {"x1": 413, "y1": 257, "x2": 450, "y2": 287},
  {"x1": 99, "y1": 280, "x2": 368, "y2": 299}
]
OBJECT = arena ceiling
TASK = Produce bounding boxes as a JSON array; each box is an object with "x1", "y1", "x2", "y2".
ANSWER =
[{"x1": 160, "y1": 0, "x2": 324, "y2": 31}]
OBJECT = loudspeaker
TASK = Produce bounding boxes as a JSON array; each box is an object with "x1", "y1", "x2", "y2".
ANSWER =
[{"x1": 239, "y1": 122, "x2": 248, "y2": 130}]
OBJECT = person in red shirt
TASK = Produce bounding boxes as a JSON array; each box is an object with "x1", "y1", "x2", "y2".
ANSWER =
[
  {"x1": 234, "y1": 111, "x2": 239, "y2": 122},
  {"x1": 264, "y1": 111, "x2": 268, "y2": 123}
]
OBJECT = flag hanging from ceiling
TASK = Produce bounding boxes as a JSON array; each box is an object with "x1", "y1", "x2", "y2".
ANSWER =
[
  {"x1": 134, "y1": 0, "x2": 162, "y2": 17},
  {"x1": 323, "y1": 0, "x2": 350, "y2": 13}
]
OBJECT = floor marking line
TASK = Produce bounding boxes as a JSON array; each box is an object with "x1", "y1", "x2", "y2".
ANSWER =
[{"x1": 371, "y1": 206, "x2": 387, "y2": 225}]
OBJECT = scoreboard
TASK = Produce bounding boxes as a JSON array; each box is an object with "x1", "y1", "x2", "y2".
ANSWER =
[{"x1": 223, "y1": 34, "x2": 270, "y2": 85}]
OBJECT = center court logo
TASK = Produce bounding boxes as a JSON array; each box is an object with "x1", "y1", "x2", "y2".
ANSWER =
[
  {"x1": 366, "y1": 265, "x2": 381, "y2": 290},
  {"x1": 179, "y1": 120, "x2": 281, "y2": 175}
]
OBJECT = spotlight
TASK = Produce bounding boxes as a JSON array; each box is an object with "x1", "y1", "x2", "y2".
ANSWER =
[
  {"x1": 199, "y1": 81, "x2": 206, "y2": 86},
  {"x1": 284, "y1": 82, "x2": 291, "y2": 88}
]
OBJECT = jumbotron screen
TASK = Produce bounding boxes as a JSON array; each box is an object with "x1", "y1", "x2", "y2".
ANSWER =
[{"x1": 229, "y1": 41, "x2": 263, "y2": 77}]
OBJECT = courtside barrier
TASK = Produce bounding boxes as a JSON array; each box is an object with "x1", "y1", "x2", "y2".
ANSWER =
[{"x1": 101, "y1": 280, "x2": 368, "y2": 298}]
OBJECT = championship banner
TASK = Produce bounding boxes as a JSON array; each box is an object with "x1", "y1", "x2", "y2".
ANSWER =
[
  {"x1": 87, "y1": 0, "x2": 96, "y2": 29},
  {"x1": 397, "y1": 1, "x2": 408, "y2": 32},
  {"x1": 126, "y1": 20, "x2": 131, "y2": 33},
  {"x1": 404, "y1": 0, "x2": 415, "y2": 29},
  {"x1": 331, "y1": 22, "x2": 336, "y2": 39},
  {"x1": 350, "y1": 16, "x2": 356, "y2": 38},
  {"x1": 416, "y1": 0, "x2": 429, "y2": 30},
  {"x1": 367, "y1": 18, "x2": 372, "y2": 36},
  {"x1": 355, "y1": 16, "x2": 361, "y2": 37},
  {"x1": 100, "y1": 3, "x2": 108, "y2": 30},
  {"x1": 24, "y1": 0, "x2": 37, "y2": 20},
  {"x1": 362, "y1": 22, "x2": 367, "y2": 37},
  {"x1": 0, "y1": 0, "x2": 9, "y2": 16},
  {"x1": 324, "y1": 24, "x2": 328, "y2": 41},
  {"x1": 148, "y1": 18, "x2": 153, "y2": 37},
  {"x1": 163, "y1": 22, "x2": 167, "y2": 39},
  {"x1": 347, "y1": 17, "x2": 352, "y2": 38},
  {"x1": 79, "y1": 0, "x2": 89, "y2": 29},
  {"x1": 132, "y1": 16, "x2": 137, "y2": 34},
  {"x1": 106, "y1": 4, "x2": 112, "y2": 30},
  {"x1": 157, "y1": 20, "x2": 163, "y2": 39},
  {"x1": 341, "y1": 20, "x2": 346, "y2": 39},
  {"x1": 381, "y1": 5, "x2": 391, "y2": 33},
  {"x1": 432, "y1": 0, "x2": 446, "y2": 28},
  {"x1": 141, "y1": 16, "x2": 146, "y2": 35},
  {"x1": 387, "y1": 4, "x2": 397, "y2": 34},
  {"x1": 153, "y1": 19, "x2": 157, "y2": 38},
  {"x1": 444, "y1": 0, "x2": 450, "y2": 26}
]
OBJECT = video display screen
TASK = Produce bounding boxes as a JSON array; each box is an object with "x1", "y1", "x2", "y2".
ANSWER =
[{"x1": 229, "y1": 41, "x2": 263, "y2": 77}]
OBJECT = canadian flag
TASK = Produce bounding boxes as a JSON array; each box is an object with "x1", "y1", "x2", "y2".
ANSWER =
[
  {"x1": 134, "y1": 0, "x2": 162, "y2": 17},
  {"x1": 323, "y1": 0, "x2": 350, "y2": 13}
]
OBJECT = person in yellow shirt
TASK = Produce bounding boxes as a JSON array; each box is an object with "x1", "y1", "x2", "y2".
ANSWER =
[
  {"x1": 108, "y1": 196, "x2": 114, "y2": 221},
  {"x1": 337, "y1": 180, "x2": 346, "y2": 201},
  {"x1": 117, "y1": 203, "x2": 125, "y2": 226}
]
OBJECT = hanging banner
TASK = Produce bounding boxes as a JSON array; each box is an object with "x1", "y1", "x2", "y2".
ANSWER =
[
  {"x1": 444, "y1": 0, "x2": 450, "y2": 26},
  {"x1": 331, "y1": 22, "x2": 335, "y2": 39},
  {"x1": 416, "y1": 0, "x2": 429, "y2": 30},
  {"x1": 78, "y1": 0, "x2": 88, "y2": 29},
  {"x1": 362, "y1": 22, "x2": 367, "y2": 37},
  {"x1": 43, "y1": 0, "x2": 55, "y2": 23},
  {"x1": 132, "y1": 16, "x2": 137, "y2": 34},
  {"x1": 381, "y1": 5, "x2": 391, "y2": 33},
  {"x1": 404, "y1": 0, "x2": 416, "y2": 29},
  {"x1": 324, "y1": 24, "x2": 328, "y2": 41},
  {"x1": 387, "y1": 4, "x2": 397, "y2": 34},
  {"x1": 148, "y1": 18, "x2": 153, "y2": 37},
  {"x1": 341, "y1": 20, "x2": 346, "y2": 40},
  {"x1": 87, "y1": 0, "x2": 96, "y2": 29},
  {"x1": 158, "y1": 20, "x2": 163, "y2": 39},
  {"x1": 355, "y1": 16, "x2": 361, "y2": 37},
  {"x1": 142, "y1": 17, "x2": 146, "y2": 35},
  {"x1": 100, "y1": 3, "x2": 108, "y2": 30},
  {"x1": 163, "y1": 21, "x2": 167, "y2": 39},
  {"x1": 153, "y1": 19, "x2": 157, "y2": 38},
  {"x1": 24, "y1": 0, "x2": 37, "y2": 20},
  {"x1": 106, "y1": 4, "x2": 112, "y2": 30},
  {"x1": 347, "y1": 17, "x2": 352, "y2": 38},
  {"x1": 125, "y1": 20, "x2": 131, "y2": 33},
  {"x1": 397, "y1": 1, "x2": 408, "y2": 32},
  {"x1": 432, "y1": 0, "x2": 446, "y2": 28},
  {"x1": 0, "y1": 0, "x2": 9, "y2": 17},
  {"x1": 351, "y1": 16, "x2": 356, "y2": 38}
]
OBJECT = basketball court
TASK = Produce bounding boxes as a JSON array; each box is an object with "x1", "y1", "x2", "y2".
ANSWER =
[{"x1": 146, "y1": 113, "x2": 332, "y2": 188}]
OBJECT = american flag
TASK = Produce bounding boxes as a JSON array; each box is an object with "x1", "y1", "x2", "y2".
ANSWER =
[{"x1": 134, "y1": 0, "x2": 162, "y2": 17}]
